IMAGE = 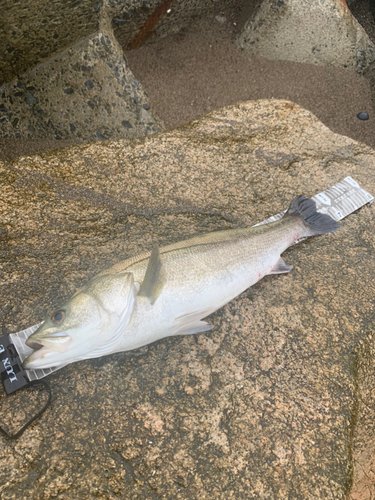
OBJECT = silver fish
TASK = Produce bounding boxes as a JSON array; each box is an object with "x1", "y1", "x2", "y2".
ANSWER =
[{"x1": 23, "y1": 196, "x2": 338, "y2": 370}]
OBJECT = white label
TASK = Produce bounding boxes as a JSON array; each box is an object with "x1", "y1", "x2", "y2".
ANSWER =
[
  {"x1": 364, "y1": 191, "x2": 374, "y2": 202},
  {"x1": 344, "y1": 176, "x2": 359, "y2": 188},
  {"x1": 330, "y1": 207, "x2": 344, "y2": 220},
  {"x1": 315, "y1": 192, "x2": 331, "y2": 205}
]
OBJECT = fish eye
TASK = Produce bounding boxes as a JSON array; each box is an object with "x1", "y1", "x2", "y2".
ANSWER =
[{"x1": 51, "y1": 310, "x2": 66, "y2": 324}]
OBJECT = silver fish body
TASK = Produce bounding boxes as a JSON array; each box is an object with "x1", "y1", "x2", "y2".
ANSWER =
[{"x1": 23, "y1": 196, "x2": 338, "y2": 370}]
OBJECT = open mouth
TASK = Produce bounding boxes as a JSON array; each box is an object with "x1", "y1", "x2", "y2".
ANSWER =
[
  {"x1": 25, "y1": 341, "x2": 44, "y2": 351},
  {"x1": 23, "y1": 332, "x2": 73, "y2": 370},
  {"x1": 25, "y1": 333, "x2": 72, "y2": 353}
]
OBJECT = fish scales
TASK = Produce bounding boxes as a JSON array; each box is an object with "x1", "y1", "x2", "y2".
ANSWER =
[
  {"x1": 115, "y1": 216, "x2": 308, "y2": 352},
  {"x1": 23, "y1": 196, "x2": 339, "y2": 370},
  {"x1": 100, "y1": 216, "x2": 301, "y2": 285}
]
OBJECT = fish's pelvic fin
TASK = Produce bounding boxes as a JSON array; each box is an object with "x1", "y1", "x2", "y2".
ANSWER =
[
  {"x1": 286, "y1": 195, "x2": 339, "y2": 236},
  {"x1": 269, "y1": 257, "x2": 293, "y2": 274},
  {"x1": 138, "y1": 244, "x2": 165, "y2": 304}
]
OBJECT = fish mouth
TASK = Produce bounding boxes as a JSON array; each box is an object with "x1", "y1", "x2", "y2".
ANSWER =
[
  {"x1": 26, "y1": 341, "x2": 44, "y2": 351},
  {"x1": 23, "y1": 330, "x2": 73, "y2": 370},
  {"x1": 25, "y1": 331, "x2": 72, "y2": 353}
]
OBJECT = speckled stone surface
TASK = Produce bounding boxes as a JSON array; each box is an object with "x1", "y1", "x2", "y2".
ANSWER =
[
  {"x1": 0, "y1": 99, "x2": 374, "y2": 499},
  {"x1": 0, "y1": 0, "x2": 226, "y2": 86},
  {"x1": 351, "y1": 339, "x2": 375, "y2": 500},
  {"x1": 109, "y1": 0, "x2": 163, "y2": 49},
  {"x1": 237, "y1": 0, "x2": 375, "y2": 73},
  {"x1": 0, "y1": 32, "x2": 162, "y2": 142},
  {"x1": 0, "y1": 0, "x2": 101, "y2": 85},
  {"x1": 0, "y1": 0, "x2": 224, "y2": 142}
]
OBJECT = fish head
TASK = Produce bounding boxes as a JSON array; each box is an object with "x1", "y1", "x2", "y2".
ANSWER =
[{"x1": 23, "y1": 272, "x2": 136, "y2": 370}]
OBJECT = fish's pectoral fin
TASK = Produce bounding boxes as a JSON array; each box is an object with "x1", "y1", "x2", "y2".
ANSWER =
[
  {"x1": 138, "y1": 244, "x2": 165, "y2": 304},
  {"x1": 268, "y1": 257, "x2": 293, "y2": 275}
]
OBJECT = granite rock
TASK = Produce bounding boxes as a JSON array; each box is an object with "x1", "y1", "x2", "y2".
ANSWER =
[
  {"x1": 351, "y1": 338, "x2": 375, "y2": 500},
  {"x1": 0, "y1": 99, "x2": 374, "y2": 499}
]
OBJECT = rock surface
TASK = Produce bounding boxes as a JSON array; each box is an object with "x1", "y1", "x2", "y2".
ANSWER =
[
  {"x1": 351, "y1": 339, "x2": 375, "y2": 500},
  {"x1": 0, "y1": 32, "x2": 161, "y2": 142},
  {"x1": 237, "y1": 0, "x2": 375, "y2": 73},
  {"x1": 0, "y1": 0, "x2": 101, "y2": 85},
  {"x1": 0, "y1": 0, "x2": 230, "y2": 85},
  {"x1": 0, "y1": 99, "x2": 374, "y2": 499},
  {"x1": 0, "y1": 0, "x2": 233, "y2": 143}
]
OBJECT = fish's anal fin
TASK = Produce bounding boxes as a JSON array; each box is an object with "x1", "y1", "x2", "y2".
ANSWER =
[
  {"x1": 175, "y1": 321, "x2": 213, "y2": 336},
  {"x1": 173, "y1": 306, "x2": 217, "y2": 336},
  {"x1": 268, "y1": 257, "x2": 293, "y2": 275},
  {"x1": 138, "y1": 244, "x2": 165, "y2": 304}
]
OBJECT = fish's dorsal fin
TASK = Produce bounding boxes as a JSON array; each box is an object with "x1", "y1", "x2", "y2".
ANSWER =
[{"x1": 138, "y1": 244, "x2": 165, "y2": 304}]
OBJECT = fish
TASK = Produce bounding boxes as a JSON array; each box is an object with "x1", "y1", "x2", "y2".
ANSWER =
[{"x1": 23, "y1": 196, "x2": 339, "y2": 370}]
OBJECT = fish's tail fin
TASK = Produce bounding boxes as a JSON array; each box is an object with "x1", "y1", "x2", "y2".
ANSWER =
[{"x1": 286, "y1": 195, "x2": 339, "y2": 236}]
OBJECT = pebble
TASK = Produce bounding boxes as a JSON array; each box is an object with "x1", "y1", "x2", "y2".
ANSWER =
[
  {"x1": 215, "y1": 15, "x2": 226, "y2": 24},
  {"x1": 357, "y1": 112, "x2": 369, "y2": 120},
  {"x1": 24, "y1": 93, "x2": 38, "y2": 105}
]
